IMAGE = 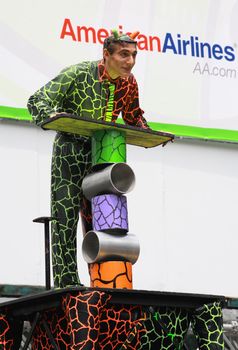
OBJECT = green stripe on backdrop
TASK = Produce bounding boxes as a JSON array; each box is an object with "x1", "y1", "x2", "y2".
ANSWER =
[
  {"x1": 149, "y1": 122, "x2": 238, "y2": 143},
  {"x1": 0, "y1": 105, "x2": 32, "y2": 121},
  {"x1": 1, "y1": 105, "x2": 238, "y2": 143}
]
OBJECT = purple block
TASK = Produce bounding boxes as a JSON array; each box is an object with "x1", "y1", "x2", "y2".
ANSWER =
[{"x1": 92, "y1": 194, "x2": 128, "y2": 233}]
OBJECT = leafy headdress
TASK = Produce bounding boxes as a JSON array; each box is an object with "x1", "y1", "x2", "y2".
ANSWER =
[{"x1": 103, "y1": 29, "x2": 140, "y2": 49}]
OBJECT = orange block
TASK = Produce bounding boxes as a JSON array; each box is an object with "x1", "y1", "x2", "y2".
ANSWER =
[{"x1": 89, "y1": 261, "x2": 132, "y2": 289}]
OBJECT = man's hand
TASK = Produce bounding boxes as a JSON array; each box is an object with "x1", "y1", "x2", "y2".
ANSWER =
[{"x1": 49, "y1": 112, "x2": 65, "y2": 118}]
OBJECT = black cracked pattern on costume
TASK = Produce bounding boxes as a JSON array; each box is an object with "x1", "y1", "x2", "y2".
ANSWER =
[
  {"x1": 27, "y1": 60, "x2": 150, "y2": 129},
  {"x1": 191, "y1": 302, "x2": 224, "y2": 349},
  {"x1": 28, "y1": 296, "x2": 224, "y2": 350},
  {"x1": 51, "y1": 133, "x2": 92, "y2": 288},
  {"x1": 27, "y1": 60, "x2": 149, "y2": 288},
  {"x1": 99, "y1": 305, "x2": 191, "y2": 350}
]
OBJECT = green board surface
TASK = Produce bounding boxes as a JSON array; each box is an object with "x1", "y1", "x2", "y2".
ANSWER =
[{"x1": 41, "y1": 114, "x2": 173, "y2": 148}]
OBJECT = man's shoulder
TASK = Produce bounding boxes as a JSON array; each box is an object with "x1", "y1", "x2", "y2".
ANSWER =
[
  {"x1": 122, "y1": 73, "x2": 137, "y2": 86},
  {"x1": 62, "y1": 60, "x2": 100, "y2": 74}
]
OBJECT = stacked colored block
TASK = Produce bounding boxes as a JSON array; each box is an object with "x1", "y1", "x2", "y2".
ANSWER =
[
  {"x1": 92, "y1": 194, "x2": 128, "y2": 233},
  {"x1": 91, "y1": 129, "x2": 126, "y2": 166},
  {"x1": 82, "y1": 129, "x2": 139, "y2": 289}
]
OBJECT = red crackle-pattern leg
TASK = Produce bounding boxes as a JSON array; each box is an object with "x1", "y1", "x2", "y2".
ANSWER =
[
  {"x1": 0, "y1": 314, "x2": 13, "y2": 350},
  {"x1": 31, "y1": 291, "x2": 111, "y2": 350},
  {"x1": 0, "y1": 314, "x2": 23, "y2": 350},
  {"x1": 31, "y1": 303, "x2": 146, "y2": 350},
  {"x1": 31, "y1": 307, "x2": 70, "y2": 350},
  {"x1": 80, "y1": 197, "x2": 92, "y2": 237},
  {"x1": 98, "y1": 304, "x2": 147, "y2": 349},
  {"x1": 62, "y1": 290, "x2": 111, "y2": 349}
]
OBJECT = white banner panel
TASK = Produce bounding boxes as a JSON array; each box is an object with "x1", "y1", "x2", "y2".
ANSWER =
[{"x1": 1, "y1": 0, "x2": 238, "y2": 130}]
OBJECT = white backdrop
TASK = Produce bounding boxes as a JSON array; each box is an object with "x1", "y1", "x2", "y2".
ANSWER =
[
  {"x1": 1, "y1": 120, "x2": 238, "y2": 296},
  {"x1": 1, "y1": 0, "x2": 238, "y2": 130}
]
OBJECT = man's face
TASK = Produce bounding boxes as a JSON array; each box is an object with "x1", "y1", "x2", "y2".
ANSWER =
[{"x1": 104, "y1": 43, "x2": 137, "y2": 79}]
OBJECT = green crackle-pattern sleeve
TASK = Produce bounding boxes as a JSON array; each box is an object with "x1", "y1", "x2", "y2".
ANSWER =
[{"x1": 27, "y1": 63, "x2": 88, "y2": 126}]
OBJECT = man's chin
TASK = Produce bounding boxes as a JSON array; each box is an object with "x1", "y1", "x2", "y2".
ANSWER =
[{"x1": 120, "y1": 71, "x2": 131, "y2": 78}]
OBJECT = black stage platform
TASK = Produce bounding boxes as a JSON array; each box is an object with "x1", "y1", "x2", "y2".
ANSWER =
[
  {"x1": 0, "y1": 286, "x2": 227, "y2": 317},
  {"x1": 0, "y1": 287, "x2": 230, "y2": 349}
]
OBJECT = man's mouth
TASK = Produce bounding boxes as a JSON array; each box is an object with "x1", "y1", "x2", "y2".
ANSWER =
[{"x1": 122, "y1": 67, "x2": 131, "y2": 72}]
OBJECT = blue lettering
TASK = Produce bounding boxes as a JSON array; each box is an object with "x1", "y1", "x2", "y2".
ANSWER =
[
  {"x1": 162, "y1": 33, "x2": 177, "y2": 54},
  {"x1": 224, "y1": 46, "x2": 235, "y2": 62},
  {"x1": 160, "y1": 33, "x2": 236, "y2": 61},
  {"x1": 212, "y1": 44, "x2": 223, "y2": 60}
]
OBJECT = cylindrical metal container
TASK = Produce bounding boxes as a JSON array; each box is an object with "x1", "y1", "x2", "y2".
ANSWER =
[
  {"x1": 82, "y1": 230, "x2": 140, "y2": 264},
  {"x1": 82, "y1": 163, "x2": 135, "y2": 200},
  {"x1": 92, "y1": 194, "x2": 128, "y2": 233}
]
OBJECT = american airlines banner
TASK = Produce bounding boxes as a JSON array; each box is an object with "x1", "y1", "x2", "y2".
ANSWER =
[{"x1": 1, "y1": 0, "x2": 238, "y2": 141}]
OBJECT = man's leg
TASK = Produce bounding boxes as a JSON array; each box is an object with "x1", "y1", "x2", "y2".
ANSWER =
[
  {"x1": 191, "y1": 301, "x2": 224, "y2": 350},
  {"x1": 51, "y1": 134, "x2": 91, "y2": 288},
  {"x1": 80, "y1": 196, "x2": 92, "y2": 237}
]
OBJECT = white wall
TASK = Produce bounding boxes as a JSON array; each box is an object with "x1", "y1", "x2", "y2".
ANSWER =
[{"x1": 1, "y1": 119, "x2": 238, "y2": 297}]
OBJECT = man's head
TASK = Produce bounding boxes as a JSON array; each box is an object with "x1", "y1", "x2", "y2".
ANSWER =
[{"x1": 103, "y1": 31, "x2": 139, "y2": 79}]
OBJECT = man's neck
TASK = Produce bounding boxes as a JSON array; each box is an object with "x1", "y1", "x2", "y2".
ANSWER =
[
  {"x1": 104, "y1": 62, "x2": 119, "y2": 80},
  {"x1": 106, "y1": 71, "x2": 119, "y2": 81}
]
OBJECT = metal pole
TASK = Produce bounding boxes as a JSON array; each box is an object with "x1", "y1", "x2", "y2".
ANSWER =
[
  {"x1": 44, "y1": 220, "x2": 51, "y2": 290},
  {"x1": 33, "y1": 217, "x2": 54, "y2": 290}
]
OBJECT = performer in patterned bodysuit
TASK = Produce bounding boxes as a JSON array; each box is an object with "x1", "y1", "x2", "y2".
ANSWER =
[{"x1": 28, "y1": 31, "x2": 150, "y2": 288}]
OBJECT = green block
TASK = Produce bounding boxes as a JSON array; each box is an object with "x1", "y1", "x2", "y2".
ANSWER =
[{"x1": 91, "y1": 130, "x2": 126, "y2": 165}]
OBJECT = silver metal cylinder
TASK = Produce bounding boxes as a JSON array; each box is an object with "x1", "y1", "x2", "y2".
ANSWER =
[
  {"x1": 82, "y1": 163, "x2": 135, "y2": 200},
  {"x1": 82, "y1": 230, "x2": 140, "y2": 264}
]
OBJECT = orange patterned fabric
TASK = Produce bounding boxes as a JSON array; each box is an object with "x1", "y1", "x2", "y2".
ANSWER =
[{"x1": 89, "y1": 261, "x2": 133, "y2": 289}]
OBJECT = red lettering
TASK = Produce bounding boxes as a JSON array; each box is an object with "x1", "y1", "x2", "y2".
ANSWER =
[
  {"x1": 59, "y1": 20, "x2": 162, "y2": 54},
  {"x1": 77, "y1": 26, "x2": 96, "y2": 43},
  {"x1": 137, "y1": 34, "x2": 148, "y2": 51},
  {"x1": 60, "y1": 18, "x2": 76, "y2": 41},
  {"x1": 97, "y1": 28, "x2": 109, "y2": 44},
  {"x1": 149, "y1": 36, "x2": 161, "y2": 52}
]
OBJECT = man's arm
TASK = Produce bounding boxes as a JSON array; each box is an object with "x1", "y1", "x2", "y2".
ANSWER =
[
  {"x1": 27, "y1": 65, "x2": 77, "y2": 126},
  {"x1": 121, "y1": 76, "x2": 151, "y2": 129}
]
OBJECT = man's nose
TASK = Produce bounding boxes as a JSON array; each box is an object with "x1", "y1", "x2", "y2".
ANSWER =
[{"x1": 127, "y1": 55, "x2": 135, "y2": 65}]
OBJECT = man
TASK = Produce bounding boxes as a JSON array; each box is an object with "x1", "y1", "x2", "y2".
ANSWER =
[{"x1": 28, "y1": 30, "x2": 150, "y2": 288}]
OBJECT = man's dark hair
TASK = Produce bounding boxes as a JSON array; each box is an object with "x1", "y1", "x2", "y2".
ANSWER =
[{"x1": 103, "y1": 31, "x2": 138, "y2": 54}]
